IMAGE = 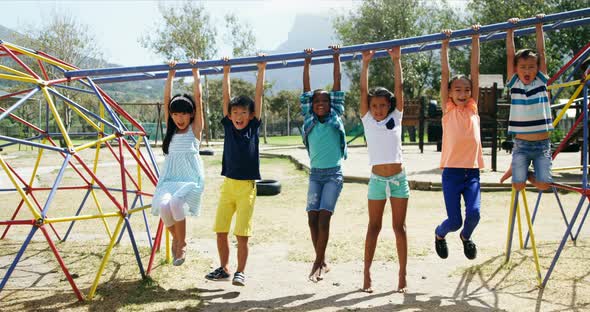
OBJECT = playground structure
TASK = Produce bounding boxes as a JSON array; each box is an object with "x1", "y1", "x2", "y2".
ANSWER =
[
  {"x1": 1, "y1": 8, "x2": 590, "y2": 301},
  {"x1": 505, "y1": 42, "x2": 590, "y2": 288}
]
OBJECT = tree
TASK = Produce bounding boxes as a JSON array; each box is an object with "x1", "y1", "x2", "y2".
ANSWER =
[
  {"x1": 334, "y1": 0, "x2": 463, "y2": 115},
  {"x1": 224, "y1": 13, "x2": 257, "y2": 57}
]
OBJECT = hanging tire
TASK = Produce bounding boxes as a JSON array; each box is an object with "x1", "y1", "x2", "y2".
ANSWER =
[
  {"x1": 256, "y1": 179, "x2": 281, "y2": 196},
  {"x1": 199, "y1": 149, "x2": 215, "y2": 156}
]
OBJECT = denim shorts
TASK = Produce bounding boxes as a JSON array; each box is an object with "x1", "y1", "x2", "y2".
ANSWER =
[
  {"x1": 306, "y1": 166, "x2": 343, "y2": 213},
  {"x1": 511, "y1": 138, "x2": 552, "y2": 183},
  {"x1": 368, "y1": 170, "x2": 410, "y2": 200}
]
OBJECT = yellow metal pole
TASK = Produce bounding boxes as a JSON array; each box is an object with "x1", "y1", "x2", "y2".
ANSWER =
[
  {"x1": 4, "y1": 43, "x2": 76, "y2": 71},
  {"x1": 87, "y1": 216, "x2": 124, "y2": 300},
  {"x1": 553, "y1": 77, "x2": 588, "y2": 127},
  {"x1": 74, "y1": 134, "x2": 117, "y2": 153},
  {"x1": 41, "y1": 87, "x2": 73, "y2": 149},
  {"x1": 0, "y1": 156, "x2": 41, "y2": 219},
  {"x1": 27, "y1": 138, "x2": 47, "y2": 187},
  {"x1": 45, "y1": 212, "x2": 120, "y2": 224},
  {"x1": 165, "y1": 229, "x2": 172, "y2": 263},
  {"x1": 521, "y1": 191, "x2": 543, "y2": 287},
  {"x1": 516, "y1": 197, "x2": 524, "y2": 249},
  {"x1": 90, "y1": 189, "x2": 113, "y2": 239},
  {"x1": 551, "y1": 166, "x2": 584, "y2": 172},
  {"x1": 127, "y1": 205, "x2": 151, "y2": 215},
  {"x1": 547, "y1": 79, "x2": 581, "y2": 90},
  {"x1": 0, "y1": 65, "x2": 33, "y2": 77},
  {"x1": 0, "y1": 73, "x2": 39, "y2": 84}
]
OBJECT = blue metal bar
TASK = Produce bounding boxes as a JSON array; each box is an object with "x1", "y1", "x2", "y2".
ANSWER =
[
  {"x1": 48, "y1": 88, "x2": 120, "y2": 131},
  {"x1": 0, "y1": 135, "x2": 67, "y2": 153},
  {"x1": 0, "y1": 188, "x2": 17, "y2": 192},
  {"x1": 52, "y1": 83, "x2": 96, "y2": 94},
  {"x1": 66, "y1": 8, "x2": 590, "y2": 79},
  {"x1": 144, "y1": 137, "x2": 160, "y2": 177},
  {"x1": 584, "y1": 81, "x2": 589, "y2": 189},
  {"x1": 506, "y1": 190, "x2": 519, "y2": 262},
  {"x1": 0, "y1": 87, "x2": 40, "y2": 122},
  {"x1": 92, "y1": 17, "x2": 590, "y2": 84},
  {"x1": 116, "y1": 195, "x2": 139, "y2": 245},
  {"x1": 139, "y1": 196, "x2": 153, "y2": 249},
  {"x1": 573, "y1": 202, "x2": 590, "y2": 241},
  {"x1": 553, "y1": 186, "x2": 575, "y2": 240},
  {"x1": 0, "y1": 226, "x2": 38, "y2": 291},
  {"x1": 83, "y1": 78, "x2": 124, "y2": 131},
  {"x1": 0, "y1": 135, "x2": 43, "y2": 148},
  {"x1": 41, "y1": 154, "x2": 72, "y2": 218},
  {"x1": 62, "y1": 188, "x2": 92, "y2": 242},
  {"x1": 524, "y1": 191, "x2": 543, "y2": 249},
  {"x1": 123, "y1": 217, "x2": 146, "y2": 278}
]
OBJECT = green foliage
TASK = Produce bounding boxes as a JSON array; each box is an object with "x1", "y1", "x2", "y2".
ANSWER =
[
  {"x1": 224, "y1": 13, "x2": 257, "y2": 57},
  {"x1": 268, "y1": 90, "x2": 301, "y2": 120}
]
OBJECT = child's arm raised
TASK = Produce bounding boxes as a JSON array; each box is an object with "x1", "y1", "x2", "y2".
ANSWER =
[
  {"x1": 255, "y1": 53, "x2": 267, "y2": 120},
  {"x1": 471, "y1": 24, "x2": 480, "y2": 103},
  {"x1": 190, "y1": 58, "x2": 203, "y2": 141},
  {"x1": 222, "y1": 57, "x2": 230, "y2": 117},
  {"x1": 535, "y1": 13, "x2": 547, "y2": 75},
  {"x1": 303, "y1": 48, "x2": 312, "y2": 92},
  {"x1": 440, "y1": 30, "x2": 451, "y2": 112},
  {"x1": 506, "y1": 18, "x2": 519, "y2": 81},
  {"x1": 163, "y1": 60, "x2": 177, "y2": 123},
  {"x1": 360, "y1": 50, "x2": 375, "y2": 117},
  {"x1": 388, "y1": 46, "x2": 403, "y2": 112},
  {"x1": 331, "y1": 45, "x2": 341, "y2": 91}
]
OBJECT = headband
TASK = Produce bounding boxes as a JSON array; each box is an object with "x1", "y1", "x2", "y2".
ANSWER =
[{"x1": 170, "y1": 95, "x2": 193, "y2": 107}]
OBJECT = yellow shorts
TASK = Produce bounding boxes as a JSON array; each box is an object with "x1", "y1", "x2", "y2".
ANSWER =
[{"x1": 213, "y1": 177, "x2": 257, "y2": 237}]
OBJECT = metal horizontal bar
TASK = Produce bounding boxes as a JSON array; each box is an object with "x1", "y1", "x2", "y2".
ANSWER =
[
  {"x1": 66, "y1": 8, "x2": 590, "y2": 79},
  {"x1": 94, "y1": 17, "x2": 590, "y2": 84},
  {"x1": 0, "y1": 135, "x2": 67, "y2": 152}
]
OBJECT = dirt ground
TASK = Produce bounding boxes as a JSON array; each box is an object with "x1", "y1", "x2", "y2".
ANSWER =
[{"x1": 1, "y1": 149, "x2": 589, "y2": 311}]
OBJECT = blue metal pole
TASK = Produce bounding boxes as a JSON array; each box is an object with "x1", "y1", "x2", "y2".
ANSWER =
[
  {"x1": 65, "y1": 9, "x2": 590, "y2": 79},
  {"x1": 0, "y1": 226, "x2": 38, "y2": 291},
  {"x1": 0, "y1": 88, "x2": 40, "y2": 122},
  {"x1": 0, "y1": 135, "x2": 67, "y2": 153},
  {"x1": 91, "y1": 17, "x2": 590, "y2": 84},
  {"x1": 573, "y1": 202, "x2": 590, "y2": 241},
  {"x1": 48, "y1": 88, "x2": 120, "y2": 131},
  {"x1": 123, "y1": 217, "x2": 146, "y2": 278},
  {"x1": 52, "y1": 83, "x2": 96, "y2": 95},
  {"x1": 524, "y1": 191, "x2": 543, "y2": 249},
  {"x1": 116, "y1": 195, "x2": 139, "y2": 245},
  {"x1": 62, "y1": 188, "x2": 92, "y2": 242},
  {"x1": 138, "y1": 196, "x2": 153, "y2": 249},
  {"x1": 506, "y1": 190, "x2": 519, "y2": 262},
  {"x1": 83, "y1": 78, "x2": 125, "y2": 132},
  {"x1": 552, "y1": 186, "x2": 575, "y2": 241},
  {"x1": 41, "y1": 154, "x2": 72, "y2": 218}
]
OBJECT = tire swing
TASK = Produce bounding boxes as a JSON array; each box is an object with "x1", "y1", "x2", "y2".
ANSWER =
[
  {"x1": 256, "y1": 179, "x2": 281, "y2": 196},
  {"x1": 199, "y1": 150, "x2": 215, "y2": 156}
]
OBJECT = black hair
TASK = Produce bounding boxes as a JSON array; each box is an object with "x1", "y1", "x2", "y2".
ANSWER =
[
  {"x1": 368, "y1": 87, "x2": 396, "y2": 114},
  {"x1": 311, "y1": 89, "x2": 331, "y2": 102},
  {"x1": 228, "y1": 95, "x2": 255, "y2": 114},
  {"x1": 448, "y1": 74, "x2": 472, "y2": 90},
  {"x1": 162, "y1": 93, "x2": 195, "y2": 155},
  {"x1": 514, "y1": 49, "x2": 540, "y2": 67}
]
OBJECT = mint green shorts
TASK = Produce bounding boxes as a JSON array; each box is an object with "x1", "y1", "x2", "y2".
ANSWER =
[{"x1": 367, "y1": 171, "x2": 410, "y2": 200}]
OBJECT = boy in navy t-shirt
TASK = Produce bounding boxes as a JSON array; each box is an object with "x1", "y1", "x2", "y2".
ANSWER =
[{"x1": 205, "y1": 56, "x2": 266, "y2": 287}]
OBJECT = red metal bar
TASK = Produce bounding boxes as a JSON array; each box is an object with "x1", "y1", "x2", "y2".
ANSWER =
[
  {"x1": 0, "y1": 107, "x2": 46, "y2": 134},
  {"x1": 46, "y1": 76, "x2": 86, "y2": 86},
  {"x1": 548, "y1": 42, "x2": 590, "y2": 85},
  {"x1": 0, "y1": 45, "x2": 40, "y2": 79},
  {"x1": 104, "y1": 141, "x2": 141, "y2": 191},
  {"x1": 146, "y1": 220, "x2": 164, "y2": 275},
  {"x1": 96, "y1": 88, "x2": 146, "y2": 132},
  {"x1": 71, "y1": 153, "x2": 125, "y2": 213},
  {"x1": 46, "y1": 137, "x2": 93, "y2": 185},
  {"x1": 39, "y1": 225, "x2": 84, "y2": 301},
  {"x1": 121, "y1": 140, "x2": 158, "y2": 186},
  {"x1": 0, "y1": 88, "x2": 35, "y2": 100},
  {"x1": 36, "y1": 51, "x2": 78, "y2": 69},
  {"x1": 37, "y1": 59, "x2": 49, "y2": 80},
  {"x1": 1, "y1": 200, "x2": 25, "y2": 239},
  {"x1": 551, "y1": 182, "x2": 585, "y2": 194},
  {"x1": 553, "y1": 112, "x2": 585, "y2": 159},
  {"x1": 0, "y1": 219, "x2": 36, "y2": 225}
]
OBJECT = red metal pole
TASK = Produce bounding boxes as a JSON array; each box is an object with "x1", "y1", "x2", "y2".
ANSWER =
[
  {"x1": 146, "y1": 220, "x2": 164, "y2": 275},
  {"x1": 0, "y1": 200, "x2": 25, "y2": 239},
  {"x1": 0, "y1": 45, "x2": 40, "y2": 79}
]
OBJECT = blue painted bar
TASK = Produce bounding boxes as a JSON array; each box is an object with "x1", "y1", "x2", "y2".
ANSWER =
[
  {"x1": 48, "y1": 87, "x2": 120, "y2": 132},
  {"x1": 52, "y1": 83, "x2": 95, "y2": 95},
  {"x1": 0, "y1": 227, "x2": 38, "y2": 291},
  {"x1": 62, "y1": 188, "x2": 92, "y2": 242},
  {"x1": 0, "y1": 135, "x2": 43, "y2": 148},
  {"x1": 139, "y1": 196, "x2": 153, "y2": 249},
  {"x1": 0, "y1": 88, "x2": 40, "y2": 122},
  {"x1": 505, "y1": 190, "x2": 519, "y2": 262},
  {"x1": 116, "y1": 195, "x2": 140, "y2": 245},
  {"x1": 0, "y1": 135, "x2": 67, "y2": 153},
  {"x1": 524, "y1": 191, "x2": 543, "y2": 249},
  {"x1": 123, "y1": 217, "x2": 146, "y2": 278},
  {"x1": 574, "y1": 202, "x2": 590, "y2": 241},
  {"x1": 66, "y1": 8, "x2": 590, "y2": 78},
  {"x1": 92, "y1": 18, "x2": 590, "y2": 84},
  {"x1": 41, "y1": 154, "x2": 72, "y2": 218},
  {"x1": 84, "y1": 78, "x2": 125, "y2": 131},
  {"x1": 144, "y1": 138, "x2": 161, "y2": 177}
]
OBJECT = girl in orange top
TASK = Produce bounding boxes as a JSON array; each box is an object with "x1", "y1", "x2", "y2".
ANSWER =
[{"x1": 434, "y1": 25, "x2": 484, "y2": 261}]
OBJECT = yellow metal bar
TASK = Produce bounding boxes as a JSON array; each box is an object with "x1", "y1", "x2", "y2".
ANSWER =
[
  {"x1": 4, "y1": 43, "x2": 76, "y2": 71},
  {"x1": 0, "y1": 156, "x2": 41, "y2": 219},
  {"x1": 165, "y1": 229, "x2": 172, "y2": 264},
  {"x1": 516, "y1": 197, "x2": 524, "y2": 249},
  {"x1": 547, "y1": 79, "x2": 582, "y2": 90},
  {"x1": 505, "y1": 188, "x2": 517, "y2": 263},
  {"x1": 0, "y1": 65, "x2": 33, "y2": 77},
  {"x1": 87, "y1": 216, "x2": 125, "y2": 300},
  {"x1": 64, "y1": 102, "x2": 101, "y2": 132},
  {"x1": 520, "y1": 191, "x2": 543, "y2": 287},
  {"x1": 90, "y1": 189, "x2": 113, "y2": 239},
  {"x1": 0, "y1": 73, "x2": 39, "y2": 84},
  {"x1": 27, "y1": 138, "x2": 47, "y2": 187},
  {"x1": 552, "y1": 166, "x2": 584, "y2": 172},
  {"x1": 552, "y1": 74, "x2": 590, "y2": 127},
  {"x1": 127, "y1": 204, "x2": 151, "y2": 214},
  {"x1": 45, "y1": 212, "x2": 120, "y2": 224},
  {"x1": 74, "y1": 134, "x2": 117, "y2": 153},
  {"x1": 41, "y1": 87, "x2": 73, "y2": 149}
]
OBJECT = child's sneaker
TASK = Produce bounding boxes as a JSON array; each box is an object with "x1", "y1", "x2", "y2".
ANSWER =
[
  {"x1": 461, "y1": 237, "x2": 477, "y2": 260},
  {"x1": 205, "y1": 267, "x2": 230, "y2": 280},
  {"x1": 435, "y1": 235, "x2": 448, "y2": 259},
  {"x1": 232, "y1": 271, "x2": 246, "y2": 286}
]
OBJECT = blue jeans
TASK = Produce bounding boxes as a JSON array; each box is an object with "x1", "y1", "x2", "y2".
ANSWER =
[
  {"x1": 436, "y1": 168, "x2": 481, "y2": 240},
  {"x1": 306, "y1": 166, "x2": 343, "y2": 213},
  {"x1": 511, "y1": 138, "x2": 552, "y2": 183}
]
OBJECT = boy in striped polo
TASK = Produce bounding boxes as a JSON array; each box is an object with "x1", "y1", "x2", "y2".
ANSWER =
[{"x1": 501, "y1": 14, "x2": 553, "y2": 191}]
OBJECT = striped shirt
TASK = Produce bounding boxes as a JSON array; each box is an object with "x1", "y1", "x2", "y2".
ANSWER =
[{"x1": 507, "y1": 72, "x2": 553, "y2": 134}]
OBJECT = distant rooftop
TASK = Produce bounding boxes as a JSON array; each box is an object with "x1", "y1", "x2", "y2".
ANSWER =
[{"x1": 480, "y1": 74, "x2": 505, "y2": 89}]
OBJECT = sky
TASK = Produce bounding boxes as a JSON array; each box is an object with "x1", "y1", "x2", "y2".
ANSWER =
[{"x1": 0, "y1": 0, "x2": 360, "y2": 66}]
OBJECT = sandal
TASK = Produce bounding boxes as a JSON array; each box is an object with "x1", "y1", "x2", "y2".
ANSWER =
[
  {"x1": 205, "y1": 267, "x2": 230, "y2": 280},
  {"x1": 173, "y1": 244, "x2": 186, "y2": 266}
]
